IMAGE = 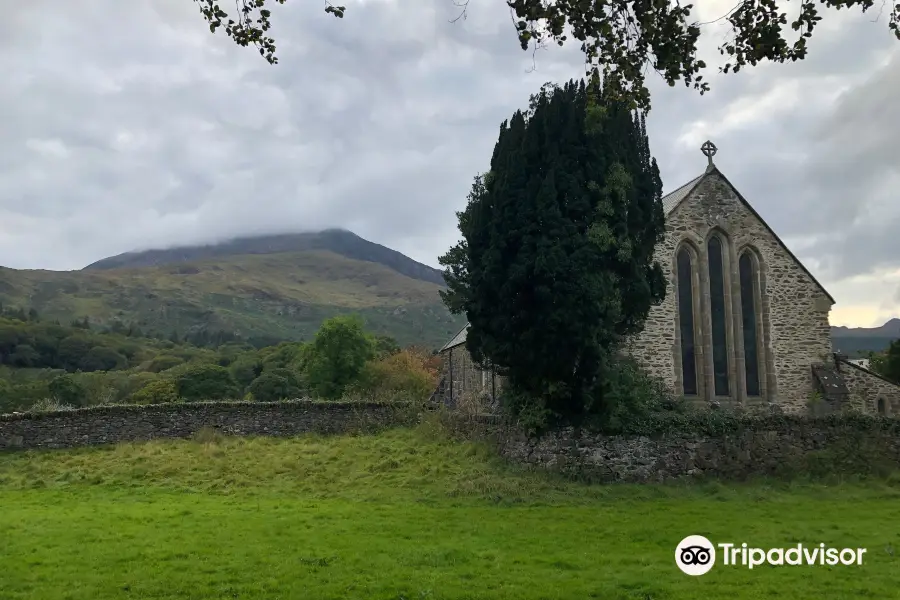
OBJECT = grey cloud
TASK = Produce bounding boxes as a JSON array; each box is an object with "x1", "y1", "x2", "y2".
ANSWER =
[
  {"x1": 641, "y1": 14, "x2": 899, "y2": 286},
  {"x1": 0, "y1": 0, "x2": 897, "y2": 324}
]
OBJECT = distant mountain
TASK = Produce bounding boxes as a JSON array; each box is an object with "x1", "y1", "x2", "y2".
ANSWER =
[
  {"x1": 831, "y1": 318, "x2": 900, "y2": 339},
  {"x1": 831, "y1": 318, "x2": 900, "y2": 357},
  {"x1": 0, "y1": 231, "x2": 463, "y2": 349},
  {"x1": 84, "y1": 229, "x2": 446, "y2": 286}
]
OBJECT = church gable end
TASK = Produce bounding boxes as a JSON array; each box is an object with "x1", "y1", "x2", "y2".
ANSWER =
[
  {"x1": 627, "y1": 151, "x2": 834, "y2": 413},
  {"x1": 671, "y1": 170, "x2": 832, "y2": 412}
]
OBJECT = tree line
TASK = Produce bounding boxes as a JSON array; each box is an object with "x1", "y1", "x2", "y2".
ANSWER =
[{"x1": 0, "y1": 312, "x2": 438, "y2": 414}]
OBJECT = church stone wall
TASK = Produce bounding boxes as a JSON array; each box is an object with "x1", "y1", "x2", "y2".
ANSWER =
[
  {"x1": 440, "y1": 345, "x2": 503, "y2": 409},
  {"x1": 837, "y1": 360, "x2": 900, "y2": 415},
  {"x1": 626, "y1": 171, "x2": 833, "y2": 413}
]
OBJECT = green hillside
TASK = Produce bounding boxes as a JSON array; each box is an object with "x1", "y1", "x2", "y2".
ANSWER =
[{"x1": 0, "y1": 236, "x2": 464, "y2": 350}]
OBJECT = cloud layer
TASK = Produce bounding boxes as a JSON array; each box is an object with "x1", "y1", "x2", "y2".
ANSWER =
[{"x1": 0, "y1": 0, "x2": 897, "y2": 326}]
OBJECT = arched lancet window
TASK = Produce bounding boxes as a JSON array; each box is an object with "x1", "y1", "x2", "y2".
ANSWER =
[
  {"x1": 708, "y1": 236, "x2": 730, "y2": 396},
  {"x1": 877, "y1": 398, "x2": 886, "y2": 415},
  {"x1": 739, "y1": 252, "x2": 761, "y2": 397},
  {"x1": 676, "y1": 248, "x2": 698, "y2": 396}
]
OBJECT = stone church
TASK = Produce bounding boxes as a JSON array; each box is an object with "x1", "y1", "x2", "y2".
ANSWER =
[{"x1": 438, "y1": 142, "x2": 900, "y2": 416}]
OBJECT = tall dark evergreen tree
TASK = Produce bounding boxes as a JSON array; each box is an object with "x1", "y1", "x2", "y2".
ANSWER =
[{"x1": 439, "y1": 79, "x2": 665, "y2": 422}]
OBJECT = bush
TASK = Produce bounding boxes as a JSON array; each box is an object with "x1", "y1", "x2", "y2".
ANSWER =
[
  {"x1": 248, "y1": 372, "x2": 301, "y2": 402},
  {"x1": 123, "y1": 371, "x2": 160, "y2": 397},
  {"x1": 590, "y1": 354, "x2": 683, "y2": 433},
  {"x1": 175, "y1": 364, "x2": 240, "y2": 402},
  {"x1": 48, "y1": 374, "x2": 88, "y2": 408},
  {"x1": 131, "y1": 379, "x2": 180, "y2": 404},
  {"x1": 498, "y1": 354, "x2": 681, "y2": 434},
  {"x1": 73, "y1": 371, "x2": 123, "y2": 405},
  {"x1": 29, "y1": 397, "x2": 77, "y2": 412},
  {"x1": 356, "y1": 349, "x2": 437, "y2": 401}
]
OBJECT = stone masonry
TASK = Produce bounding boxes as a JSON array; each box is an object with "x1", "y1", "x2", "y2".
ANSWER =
[
  {"x1": 450, "y1": 413, "x2": 900, "y2": 482},
  {"x1": 626, "y1": 166, "x2": 834, "y2": 413},
  {"x1": 0, "y1": 400, "x2": 408, "y2": 451},
  {"x1": 837, "y1": 358, "x2": 900, "y2": 416},
  {"x1": 435, "y1": 326, "x2": 504, "y2": 410}
]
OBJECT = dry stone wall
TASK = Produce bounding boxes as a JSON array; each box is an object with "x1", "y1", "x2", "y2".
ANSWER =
[
  {"x1": 0, "y1": 401, "x2": 410, "y2": 451},
  {"x1": 627, "y1": 170, "x2": 833, "y2": 412},
  {"x1": 453, "y1": 414, "x2": 900, "y2": 482}
]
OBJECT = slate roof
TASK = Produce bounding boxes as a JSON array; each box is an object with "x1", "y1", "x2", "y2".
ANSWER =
[
  {"x1": 836, "y1": 355, "x2": 900, "y2": 387},
  {"x1": 811, "y1": 363, "x2": 850, "y2": 407},
  {"x1": 661, "y1": 173, "x2": 705, "y2": 215},
  {"x1": 440, "y1": 324, "x2": 469, "y2": 352}
]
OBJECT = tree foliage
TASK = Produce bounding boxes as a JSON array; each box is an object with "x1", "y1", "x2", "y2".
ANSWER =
[
  {"x1": 870, "y1": 341, "x2": 900, "y2": 383},
  {"x1": 195, "y1": 0, "x2": 345, "y2": 66},
  {"x1": 358, "y1": 348, "x2": 438, "y2": 400},
  {"x1": 131, "y1": 379, "x2": 180, "y2": 404},
  {"x1": 248, "y1": 370, "x2": 302, "y2": 401},
  {"x1": 439, "y1": 79, "x2": 665, "y2": 422},
  {"x1": 48, "y1": 374, "x2": 88, "y2": 408},
  {"x1": 175, "y1": 364, "x2": 241, "y2": 401},
  {"x1": 80, "y1": 346, "x2": 128, "y2": 372},
  {"x1": 197, "y1": 1, "x2": 899, "y2": 110},
  {"x1": 0, "y1": 308, "x2": 434, "y2": 413},
  {"x1": 306, "y1": 315, "x2": 375, "y2": 400}
]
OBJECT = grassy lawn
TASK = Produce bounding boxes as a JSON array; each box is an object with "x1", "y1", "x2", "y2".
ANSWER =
[{"x1": 1, "y1": 425, "x2": 898, "y2": 599}]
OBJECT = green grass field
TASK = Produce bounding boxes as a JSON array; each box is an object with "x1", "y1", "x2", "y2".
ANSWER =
[{"x1": 1, "y1": 425, "x2": 898, "y2": 599}]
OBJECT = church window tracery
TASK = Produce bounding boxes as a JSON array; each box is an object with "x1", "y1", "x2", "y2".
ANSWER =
[
  {"x1": 708, "y1": 236, "x2": 730, "y2": 396},
  {"x1": 676, "y1": 247, "x2": 699, "y2": 396},
  {"x1": 739, "y1": 252, "x2": 761, "y2": 397}
]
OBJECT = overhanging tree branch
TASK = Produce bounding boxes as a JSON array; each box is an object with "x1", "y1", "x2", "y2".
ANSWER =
[{"x1": 196, "y1": 0, "x2": 900, "y2": 110}]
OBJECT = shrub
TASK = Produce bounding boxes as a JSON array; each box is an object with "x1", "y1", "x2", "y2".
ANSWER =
[
  {"x1": 497, "y1": 354, "x2": 680, "y2": 434},
  {"x1": 589, "y1": 354, "x2": 683, "y2": 433},
  {"x1": 175, "y1": 364, "x2": 240, "y2": 402},
  {"x1": 0, "y1": 380, "x2": 50, "y2": 413},
  {"x1": 123, "y1": 372, "x2": 160, "y2": 397},
  {"x1": 131, "y1": 379, "x2": 180, "y2": 404},
  {"x1": 29, "y1": 397, "x2": 76, "y2": 412},
  {"x1": 48, "y1": 374, "x2": 88, "y2": 408},
  {"x1": 248, "y1": 372, "x2": 300, "y2": 402},
  {"x1": 356, "y1": 349, "x2": 438, "y2": 401}
]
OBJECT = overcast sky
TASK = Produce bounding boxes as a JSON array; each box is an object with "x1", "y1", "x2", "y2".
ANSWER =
[{"x1": 1, "y1": 0, "x2": 897, "y2": 327}]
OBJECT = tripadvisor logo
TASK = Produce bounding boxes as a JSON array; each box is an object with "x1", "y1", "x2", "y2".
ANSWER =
[
  {"x1": 676, "y1": 535, "x2": 716, "y2": 576},
  {"x1": 675, "y1": 535, "x2": 867, "y2": 576}
]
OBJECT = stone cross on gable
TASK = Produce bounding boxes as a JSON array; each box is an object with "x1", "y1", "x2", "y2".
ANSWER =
[{"x1": 701, "y1": 140, "x2": 717, "y2": 168}]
